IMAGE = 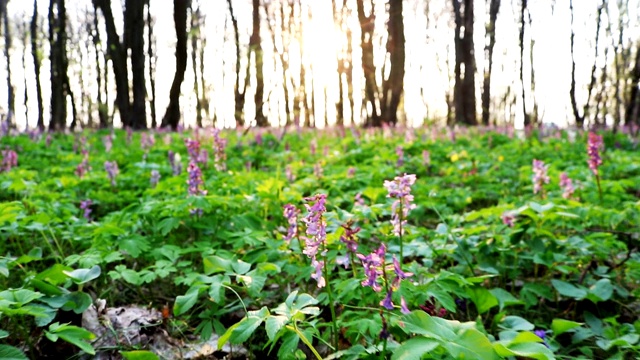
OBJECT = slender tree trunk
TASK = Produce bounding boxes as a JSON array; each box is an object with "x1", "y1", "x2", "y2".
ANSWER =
[
  {"x1": 30, "y1": 0, "x2": 44, "y2": 130},
  {"x1": 125, "y1": 0, "x2": 147, "y2": 129},
  {"x1": 380, "y1": 0, "x2": 405, "y2": 125},
  {"x1": 161, "y1": 0, "x2": 188, "y2": 129},
  {"x1": 481, "y1": 0, "x2": 500, "y2": 126},
  {"x1": 93, "y1": 0, "x2": 131, "y2": 127},
  {"x1": 251, "y1": 0, "x2": 267, "y2": 127},
  {"x1": 191, "y1": 2, "x2": 202, "y2": 127},
  {"x1": 92, "y1": 7, "x2": 108, "y2": 128},
  {"x1": 582, "y1": 0, "x2": 604, "y2": 128},
  {"x1": 147, "y1": 2, "x2": 156, "y2": 128},
  {"x1": 2, "y1": 0, "x2": 14, "y2": 127},
  {"x1": 625, "y1": 44, "x2": 640, "y2": 130},
  {"x1": 452, "y1": 0, "x2": 477, "y2": 125},
  {"x1": 518, "y1": 0, "x2": 530, "y2": 127},
  {"x1": 49, "y1": 0, "x2": 67, "y2": 131},
  {"x1": 568, "y1": 0, "x2": 583, "y2": 127},
  {"x1": 356, "y1": 0, "x2": 380, "y2": 126},
  {"x1": 227, "y1": 0, "x2": 246, "y2": 128}
]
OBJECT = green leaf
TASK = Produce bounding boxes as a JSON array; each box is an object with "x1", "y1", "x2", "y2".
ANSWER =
[
  {"x1": 0, "y1": 288, "x2": 43, "y2": 306},
  {"x1": 265, "y1": 315, "x2": 288, "y2": 341},
  {"x1": 551, "y1": 279, "x2": 587, "y2": 300},
  {"x1": 203, "y1": 255, "x2": 232, "y2": 274},
  {"x1": 231, "y1": 260, "x2": 252, "y2": 275},
  {"x1": 444, "y1": 328, "x2": 499, "y2": 360},
  {"x1": 63, "y1": 265, "x2": 101, "y2": 285},
  {"x1": 551, "y1": 319, "x2": 582, "y2": 336},
  {"x1": 466, "y1": 287, "x2": 498, "y2": 314},
  {"x1": 119, "y1": 236, "x2": 151, "y2": 258},
  {"x1": 499, "y1": 316, "x2": 535, "y2": 331},
  {"x1": 587, "y1": 278, "x2": 613, "y2": 302},
  {"x1": 173, "y1": 286, "x2": 201, "y2": 316},
  {"x1": 392, "y1": 337, "x2": 440, "y2": 360},
  {"x1": 0, "y1": 329, "x2": 8, "y2": 339},
  {"x1": 494, "y1": 342, "x2": 554, "y2": 360},
  {"x1": 207, "y1": 275, "x2": 227, "y2": 303},
  {"x1": 0, "y1": 345, "x2": 28, "y2": 360},
  {"x1": 120, "y1": 350, "x2": 160, "y2": 360},
  {"x1": 490, "y1": 288, "x2": 524, "y2": 311},
  {"x1": 223, "y1": 307, "x2": 268, "y2": 345},
  {"x1": 46, "y1": 322, "x2": 96, "y2": 355}
]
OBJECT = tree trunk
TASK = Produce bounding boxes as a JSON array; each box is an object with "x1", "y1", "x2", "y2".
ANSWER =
[
  {"x1": 481, "y1": 0, "x2": 499, "y2": 126},
  {"x1": 568, "y1": 0, "x2": 583, "y2": 127},
  {"x1": 518, "y1": 0, "x2": 530, "y2": 126},
  {"x1": 30, "y1": 0, "x2": 44, "y2": 130},
  {"x1": 251, "y1": 0, "x2": 267, "y2": 127},
  {"x1": 356, "y1": 0, "x2": 380, "y2": 126},
  {"x1": 452, "y1": 0, "x2": 477, "y2": 125},
  {"x1": 191, "y1": 2, "x2": 202, "y2": 127},
  {"x1": 93, "y1": 0, "x2": 131, "y2": 127},
  {"x1": 625, "y1": 44, "x2": 640, "y2": 130},
  {"x1": 125, "y1": 0, "x2": 147, "y2": 129},
  {"x1": 2, "y1": 0, "x2": 14, "y2": 127},
  {"x1": 147, "y1": 2, "x2": 156, "y2": 128},
  {"x1": 380, "y1": 0, "x2": 404, "y2": 125},
  {"x1": 49, "y1": 0, "x2": 67, "y2": 131},
  {"x1": 227, "y1": 0, "x2": 245, "y2": 128},
  {"x1": 92, "y1": 7, "x2": 108, "y2": 128},
  {"x1": 161, "y1": 0, "x2": 188, "y2": 129}
]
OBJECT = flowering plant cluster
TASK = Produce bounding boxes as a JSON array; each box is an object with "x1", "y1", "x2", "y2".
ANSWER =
[
  {"x1": 75, "y1": 150, "x2": 91, "y2": 178},
  {"x1": 532, "y1": 159, "x2": 549, "y2": 195},
  {"x1": 587, "y1": 132, "x2": 603, "y2": 176},
  {"x1": 383, "y1": 174, "x2": 417, "y2": 237},
  {"x1": 212, "y1": 128, "x2": 227, "y2": 171},
  {"x1": 104, "y1": 161, "x2": 119, "y2": 186},
  {"x1": 168, "y1": 150, "x2": 182, "y2": 175},
  {"x1": 1, "y1": 149, "x2": 18, "y2": 172},
  {"x1": 559, "y1": 172, "x2": 575, "y2": 199}
]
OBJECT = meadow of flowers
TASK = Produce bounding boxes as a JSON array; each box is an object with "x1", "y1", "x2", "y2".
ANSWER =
[{"x1": 0, "y1": 126, "x2": 639, "y2": 359}]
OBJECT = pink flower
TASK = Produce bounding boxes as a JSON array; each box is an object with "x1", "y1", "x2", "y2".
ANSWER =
[
  {"x1": 559, "y1": 172, "x2": 575, "y2": 199},
  {"x1": 532, "y1": 159, "x2": 549, "y2": 194},
  {"x1": 383, "y1": 174, "x2": 417, "y2": 236},
  {"x1": 587, "y1": 132, "x2": 603, "y2": 176},
  {"x1": 1, "y1": 149, "x2": 18, "y2": 172},
  {"x1": 501, "y1": 211, "x2": 516, "y2": 227}
]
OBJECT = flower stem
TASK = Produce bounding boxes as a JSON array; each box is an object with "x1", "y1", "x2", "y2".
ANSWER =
[
  {"x1": 323, "y1": 256, "x2": 339, "y2": 352},
  {"x1": 398, "y1": 201, "x2": 404, "y2": 265},
  {"x1": 596, "y1": 174, "x2": 603, "y2": 203}
]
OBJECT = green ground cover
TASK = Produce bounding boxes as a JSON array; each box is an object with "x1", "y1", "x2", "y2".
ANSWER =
[{"x1": 1, "y1": 127, "x2": 639, "y2": 359}]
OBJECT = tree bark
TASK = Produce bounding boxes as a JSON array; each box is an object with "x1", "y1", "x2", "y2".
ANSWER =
[
  {"x1": 251, "y1": 0, "x2": 267, "y2": 127},
  {"x1": 356, "y1": 0, "x2": 380, "y2": 126},
  {"x1": 31, "y1": 0, "x2": 44, "y2": 130},
  {"x1": 380, "y1": 0, "x2": 405, "y2": 125},
  {"x1": 2, "y1": 0, "x2": 15, "y2": 127},
  {"x1": 568, "y1": 0, "x2": 583, "y2": 127},
  {"x1": 452, "y1": 0, "x2": 477, "y2": 125},
  {"x1": 125, "y1": 0, "x2": 147, "y2": 129},
  {"x1": 147, "y1": 2, "x2": 157, "y2": 128},
  {"x1": 227, "y1": 0, "x2": 246, "y2": 128},
  {"x1": 93, "y1": 0, "x2": 131, "y2": 127},
  {"x1": 161, "y1": 0, "x2": 188, "y2": 129},
  {"x1": 191, "y1": 2, "x2": 202, "y2": 127},
  {"x1": 49, "y1": 0, "x2": 68, "y2": 131},
  {"x1": 625, "y1": 44, "x2": 640, "y2": 130},
  {"x1": 481, "y1": 0, "x2": 500, "y2": 126}
]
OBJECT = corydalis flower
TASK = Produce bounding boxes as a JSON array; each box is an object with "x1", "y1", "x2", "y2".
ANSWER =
[
  {"x1": 212, "y1": 128, "x2": 227, "y2": 171},
  {"x1": 357, "y1": 244, "x2": 386, "y2": 292},
  {"x1": 383, "y1": 174, "x2": 417, "y2": 236},
  {"x1": 102, "y1": 135, "x2": 113, "y2": 152},
  {"x1": 75, "y1": 150, "x2": 91, "y2": 178},
  {"x1": 587, "y1": 132, "x2": 603, "y2": 176},
  {"x1": 392, "y1": 255, "x2": 413, "y2": 288},
  {"x1": 340, "y1": 221, "x2": 360, "y2": 253},
  {"x1": 532, "y1": 159, "x2": 549, "y2": 194},
  {"x1": 141, "y1": 133, "x2": 155, "y2": 152},
  {"x1": 501, "y1": 211, "x2": 516, "y2": 227},
  {"x1": 1, "y1": 149, "x2": 18, "y2": 172},
  {"x1": 285, "y1": 165, "x2": 296, "y2": 183},
  {"x1": 314, "y1": 162, "x2": 323, "y2": 178},
  {"x1": 186, "y1": 161, "x2": 206, "y2": 196},
  {"x1": 104, "y1": 161, "x2": 119, "y2": 186},
  {"x1": 422, "y1": 150, "x2": 431, "y2": 167},
  {"x1": 150, "y1": 170, "x2": 161, "y2": 188},
  {"x1": 301, "y1": 194, "x2": 327, "y2": 287},
  {"x1": 184, "y1": 138, "x2": 202, "y2": 163},
  {"x1": 79, "y1": 199, "x2": 92, "y2": 221},
  {"x1": 559, "y1": 172, "x2": 575, "y2": 199},
  {"x1": 168, "y1": 151, "x2": 182, "y2": 175},
  {"x1": 282, "y1": 204, "x2": 299, "y2": 242},
  {"x1": 396, "y1": 146, "x2": 404, "y2": 167}
]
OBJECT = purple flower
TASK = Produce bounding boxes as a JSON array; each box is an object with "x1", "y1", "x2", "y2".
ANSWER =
[
  {"x1": 104, "y1": 161, "x2": 119, "y2": 186},
  {"x1": 186, "y1": 161, "x2": 206, "y2": 196},
  {"x1": 347, "y1": 167, "x2": 356, "y2": 178},
  {"x1": 46, "y1": 134, "x2": 52, "y2": 147},
  {"x1": 310, "y1": 139, "x2": 317, "y2": 156},
  {"x1": 282, "y1": 204, "x2": 299, "y2": 242},
  {"x1": 422, "y1": 150, "x2": 431, "y2": 167},
  {"x1": 501, "y1": 211, "x2": 516, "y2": 227},
  {"x1": 532, "y1": 159, "x2": 549, "y2": 195},
  {"x1": 559, "y1": 172, "x2": 575, "y2": 199},
  {"x1": 80, "y1": 199, "x2": 92, "y2": 221},
  {"x1": 75, "y1": 150, "x2": 91, "y2": 178},
  {"x1": 141, "y1": 133, "x2": 155, "y2": 152},
  {"x1": 184, "y1": 138, "x2": 201, "y2": 163},
  {"x1": 587, "y1": 132, "x2": 603, "y2": 176},
  {"x1": 340, "y1": 222, "x2": 360, "y2": 253},
  {"x1": 396, "y1": 146, "x2": 404, "y2": 167},
  {"x1": 1, "y1": 149, "x2": 18, "y2": 172},
  {"x1": 212, "y1": 128, "x2": 227, "y2": 171},
  {"x1": 383, "y1": 174, "x2": 417, "y2": 236},
  {"x1": 168, "y1": 151, "x2": 183, "y2": 176},
  {"x1": 400, "y1": 296, "x2": 411, "y2": 314},
  {"x1": 103, "y1": 135, "x2": 113, "y2": 152},
  {"x1": 534, "y1": 329, "x2": 546, "y2": 340},
  {"x1": 380, "y1": 290, "x2": 394, "y2": 310},
  {"x1": 150, "y1": 170, "x2": 161, "y2": 188},
  {"x1": 301, "y1": 194, "x2": 328, "y2": 287},
  {"x1": 314, "y1": 163, "x2": 323, "y2": 178},
  {"x1": 392, "y1": 255, "x2": 413, "y2": 288},
  {"x1": 285, "y1": 165, "x2": 296, "y2": 183},
  {"x1": 357, "y1": 244, "x2": 386, "y2": 292}
]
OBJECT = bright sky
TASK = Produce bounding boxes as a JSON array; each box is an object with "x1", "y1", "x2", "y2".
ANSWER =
[{"x1": 0, "y1": 0, "x2": 638, "y2": 129}]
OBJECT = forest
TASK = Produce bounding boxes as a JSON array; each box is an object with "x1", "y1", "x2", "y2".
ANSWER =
[{"x1": 1, "y1": 0, "x2": 640, "y2": 359}]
